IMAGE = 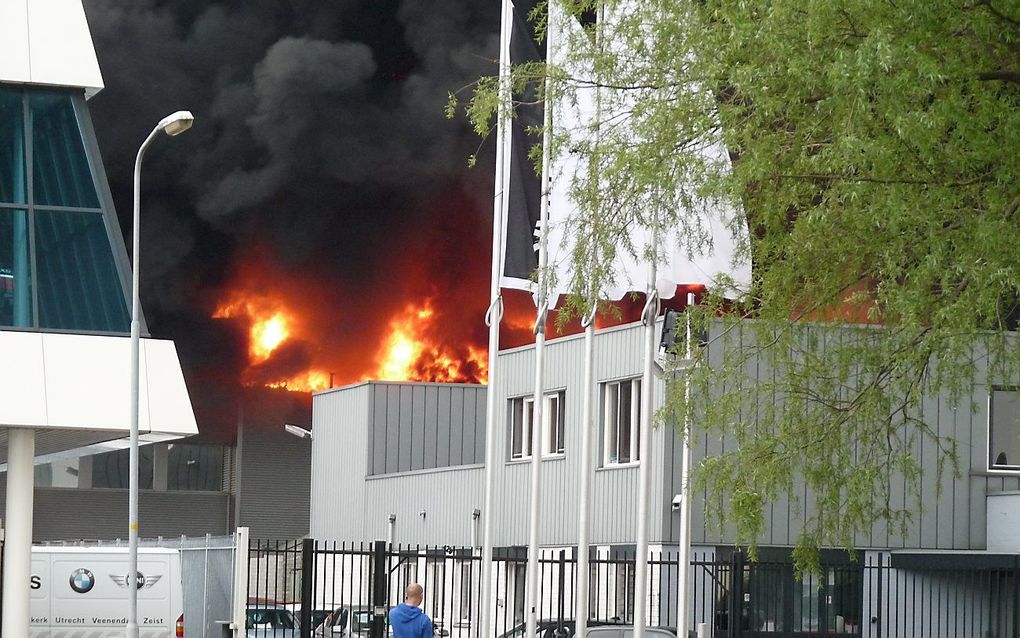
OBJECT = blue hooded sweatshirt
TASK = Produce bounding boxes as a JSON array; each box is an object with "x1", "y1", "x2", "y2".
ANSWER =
[{"x1": 389, "y1": 603, "x2": 433, "y2": 638}]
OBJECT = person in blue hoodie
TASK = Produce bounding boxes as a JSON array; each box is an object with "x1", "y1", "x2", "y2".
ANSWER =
[{"x1": 390, "y1": 583, "x2": 434, "y2": 638}]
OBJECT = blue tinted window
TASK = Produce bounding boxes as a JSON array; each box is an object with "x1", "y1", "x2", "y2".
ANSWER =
[
  {"x1": 0, "y1": 209, "x2": 32, "y2": 327},
  {"x1": 168, "y1": 444, "x2": 225, "y2": 491},
  {"x1": 0, "y1": 88, "x2": 131, "y2": 334},
  {"x1": 91, "y1": 446, "x2": 154, "y2": 490},
  {"x1": 31, "y1": 93, "x2": 100, "y2": 208},
  {"x1": 0, "y1": 89, "x2": 26, "y2": 204},
  {"x1": 35, "y1": 210, "x2": 129, "y2": 332}
]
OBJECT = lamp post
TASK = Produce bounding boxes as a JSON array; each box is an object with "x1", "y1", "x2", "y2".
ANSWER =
[{"x1": 128, "y1": 110, "x2": 193, "y2": 638}]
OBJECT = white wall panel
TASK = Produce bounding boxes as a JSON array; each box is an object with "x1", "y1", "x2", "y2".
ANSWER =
[{"x1": 0, "y1": 0, "x2": 104, "y2": 95}]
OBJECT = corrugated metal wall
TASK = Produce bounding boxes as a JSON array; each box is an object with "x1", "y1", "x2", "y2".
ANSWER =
[
  {"x1": 367, "y1": 383, "x2": 487, "y2": 475},
  {"x1": 310, "y1": 325, "x2": 673, "y2": 547},
  {"x1": 491, "y1": 322, "x2": 669, "y2": 547},
  {"x1": 0, "y1": 479, "x2": 230, "y2": 541},
  {"x1": 238, "y1": 424, "x2": 311, "y2": 540},
  {"x1": 311, "y1": 383, "x2": 487, "y2": 544},
  {"x1": 311, "y1": 384, "x2": 370, "y2": 540},
  {"x1": 662, "y1": 322, "x2": 1020, "y2": 551},
  {"x1": 312, "y1": 322, "x2": 1019, "y2": 552}
]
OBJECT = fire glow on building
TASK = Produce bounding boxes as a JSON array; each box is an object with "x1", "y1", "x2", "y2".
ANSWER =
[
  {"x1": 213, "y1": 286, "x2": 491, "y2": 393},
  {"x1": 210, "y1": 269, "x2": 654, "y2": 393}
]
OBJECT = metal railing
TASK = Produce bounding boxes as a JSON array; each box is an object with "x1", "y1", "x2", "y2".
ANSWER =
[{"x1": 246, "y1": 541, "x2": 1020, "y2": 638}]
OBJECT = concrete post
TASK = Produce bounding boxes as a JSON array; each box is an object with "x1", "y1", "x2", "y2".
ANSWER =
[{"x1": 2, "y1": 426, "x2": 35, "y2": 637}]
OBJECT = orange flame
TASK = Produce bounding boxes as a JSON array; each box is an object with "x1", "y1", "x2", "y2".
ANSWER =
[
  {"x1": 213, "y1": 298, "x2": 292, "y2": 362},
  {"x1": 214, "y1": 290, "x2": 487, "y2": 392},
  {"x1": 369, "y1": 301, "x2": 487, "y2": 383},
  {"x1": 213, "y1": 294, "x2": 331, "y2": 392}
]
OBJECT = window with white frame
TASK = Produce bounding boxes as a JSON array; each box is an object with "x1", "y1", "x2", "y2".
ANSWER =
[
  {"x1": 989, "y1": 388, "x2": 1020, "y2": 471},
  {"x1": 509, "y1": 391, "x2": 565, "y2": 460},
  {"x1": 603, "y1": 378, "x2": 641, "y2": 465},
  {"x1": 457, "y1": 560, "x2": 473, "y2": 623}
]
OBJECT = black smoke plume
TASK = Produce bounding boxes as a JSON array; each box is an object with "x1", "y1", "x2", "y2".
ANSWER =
[{"x1": 82, "y1": 0, "x2": 500, "y2": 440}]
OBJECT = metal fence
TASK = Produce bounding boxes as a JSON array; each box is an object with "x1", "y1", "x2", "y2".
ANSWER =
[
  {"x1": 246, "y1": 541, "x2": 1020, "y2": 638},
  {"x1": 38, "y1": 532, "x2": 244, "y2": 638}
]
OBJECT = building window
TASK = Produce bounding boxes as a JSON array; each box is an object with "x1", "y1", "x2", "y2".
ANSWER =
[
  {"x1": 92, "y1": 446, "x2": 154, "y2": 489},
  {"x1": 426, "y1": 557, "x2": 445, "y2": 619},
  {"x1": 509, "y1": 391, "x2": 565, "y2": 460},
  {"x1": 34, "y1": 458, "x2": 79, "y2": 488},
  {"x1": 401, "y1": 561, "x2": 417, "y2": 589},
  {"x1": 0, "y1": 87, "x2": 130, "y2": 334},
  {"x1": 167, "y1": 444, "x2": 225, "y2": 491},
  {"x1": 603, "y1": 379, "x2": 641, "y2": 465},
  {"x1": 990, "y1": 388, "x2": 1020, "y2": 471},
  {"x1": 458, "y1": 560, "x2": 473, "y2": 623}
]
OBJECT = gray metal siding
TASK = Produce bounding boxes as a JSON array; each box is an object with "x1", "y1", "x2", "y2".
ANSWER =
[
  {"x1": 311, "y1": 384, "x2": 486, "y2": 545},
  {"x1": 361, "y1": 382, "x2": 485, "y2": 476},
  {"x1": 239, "y1": 425, "x2": 311, "y2": 540},
  {"x1": 361, "y1": 466, "x2": 485, "y2": 545},
  {"x1": 490, "y1": 322, "x2": 670, "y2": 547},
  {"x1": 0, "y1": 480, "x2": 230, "y2": 542},
  {"x1": 674, "y1": 322, "x2": 1020, "y2": 551},
  {"x1": 311, "y1": 323, "x2": 1020, "y2": 553},
  {"x1": 311, "y1": 384, "x2": 370, "y2": 540}
]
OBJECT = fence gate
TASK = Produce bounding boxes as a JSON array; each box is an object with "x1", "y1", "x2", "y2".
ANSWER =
[{"x1": 245, "y1": 541, "x2": 1020, "y2": 638}]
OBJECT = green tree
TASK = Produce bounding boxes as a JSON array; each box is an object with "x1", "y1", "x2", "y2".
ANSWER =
[{"x1": 456, "y1": 0, "x2": 1019, "y2": 571}]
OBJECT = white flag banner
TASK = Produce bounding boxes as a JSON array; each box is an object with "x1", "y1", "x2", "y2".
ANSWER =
[{"x1": 504, "y1": 1, "x2": 751, "y2": 303}]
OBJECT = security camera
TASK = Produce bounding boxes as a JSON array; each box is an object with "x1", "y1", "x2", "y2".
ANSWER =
[{"x1": 671, "y1": 494, "x2": 683, "y2": 512}]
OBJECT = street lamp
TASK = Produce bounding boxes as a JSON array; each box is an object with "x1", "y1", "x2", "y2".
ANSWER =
[
  {"x1": 284, "y1": 423, "x2": 314, "y2": 440},
  {"x1": 127, "y1": 110, "x2": 193, "y2": 638}
]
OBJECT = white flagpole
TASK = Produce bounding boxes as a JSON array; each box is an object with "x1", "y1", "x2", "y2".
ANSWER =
[
  {"x1": 576, "y1": 2, "x2": 605, "y2": 633},
  {"x1": 525, "y1": 2, "x2": 556, "y2": 637},
  {"x1": 574, "y1": 305, "x2": 597, "y2": 638},
  {"x1": 480, "y1": 2, "x2": 512, "y2": 637},
  {"x1": 676, "y1": 292, "x2": 696, "y2": 637},
  {"x1": 633, "y1": 222, "x2": 659, "y2": 638}
]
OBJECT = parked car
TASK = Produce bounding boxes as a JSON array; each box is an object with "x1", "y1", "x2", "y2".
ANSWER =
[
  {"x1": 313, "y1": 606, "x2": 387, "y2": 637},
  {"x1": 310, "y1": 607, "x2": 347, "y2": 636},
  {"x1": 247, "y1": 606, "x2": 299, "y2": 637},
  {"x1": 312, "y1": 605, "x2": 448, "y2": 638},
  {"x1": 498, "y1": 619, "x2": 629, "y2": 638},
  {"x1": 585, "y1": 627, "x2": 676, "y2": 638}
]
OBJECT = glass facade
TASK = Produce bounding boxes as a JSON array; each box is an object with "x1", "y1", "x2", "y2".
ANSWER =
[
  {"x1": 0, "y1": 86, "x2": 130, "y2": 333},
  {"x1": 167, "y1": 443, "x2": 225, "y2": 491},
  {"x1": 92, "y1": 446, "x2": 155, "y2": 490},
  {"x1": 31, "y1": 443, "x2": 226, "y2": 492},
  {"x1": 34, "y1": 458, "x2": 80, "y2": 488}
]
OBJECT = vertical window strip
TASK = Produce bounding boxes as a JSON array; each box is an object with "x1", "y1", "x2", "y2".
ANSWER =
[
  {"x1": 25, "y1": 90, "x2": 38, "y2": 328},
  {"x1": 989, "y1": 388, "x2": 1020, "y2": 470},
  {"x1": 633, "y1": 378, "x2": 641, "y2": 462},
  {"x1": 555, "y1": 391, "x2": 565, "y2": 454},
  {"x1": 511, "y1": 397, "x2": 525, "y2": 459},
  {"x1": 524, "y1": 397, "x2": 534, "y2": 458},
  {"x1": 602, "y1": 379, "x2": 642, "y2": 466},
  {"x1": 619, "y1": 379, "x2": 632, "y2": 463},
  {"x1": 605, "y1": 382, "x2": 619, "y2": 464}
]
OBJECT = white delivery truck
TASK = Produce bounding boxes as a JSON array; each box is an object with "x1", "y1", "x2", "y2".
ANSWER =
[{"x1": 30, "y1": 545, "x2": 185, "y2": 637}]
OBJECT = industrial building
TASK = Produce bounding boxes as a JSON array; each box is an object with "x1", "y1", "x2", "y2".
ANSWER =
[{"x1": 309, "y1": 319, "x2": 1020, "y2": 637}]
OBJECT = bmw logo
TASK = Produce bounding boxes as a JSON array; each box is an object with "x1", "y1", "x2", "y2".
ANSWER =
[{"x1": 69, "y1": 568, "x2": 95, "y2": 594}]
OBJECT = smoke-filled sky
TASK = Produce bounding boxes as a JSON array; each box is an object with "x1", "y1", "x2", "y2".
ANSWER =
[{"x1": 82, "y1": 0, "x2": 506, "y2": 438}]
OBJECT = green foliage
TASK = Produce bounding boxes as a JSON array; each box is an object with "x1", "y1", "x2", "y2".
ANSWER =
[{"x1": 458, "y1": 0, "x2": 1019, "y2": 572}]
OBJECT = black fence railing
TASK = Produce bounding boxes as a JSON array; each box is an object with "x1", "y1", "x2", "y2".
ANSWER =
[{"x1": 246, "y1": 541, "x2": 1020, "y2": 638}]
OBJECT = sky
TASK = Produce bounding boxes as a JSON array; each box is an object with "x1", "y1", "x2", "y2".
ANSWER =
[{"x1": 82, "y1": 0, "x2": 504, "y2": 438}]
